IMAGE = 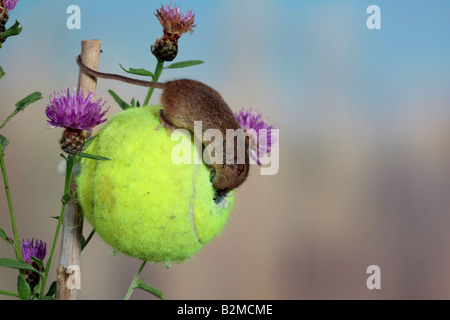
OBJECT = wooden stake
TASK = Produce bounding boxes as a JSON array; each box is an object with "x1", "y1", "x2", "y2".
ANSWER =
[{"x1": 56, "y1": 39, "x2": 102, "y2": 300}]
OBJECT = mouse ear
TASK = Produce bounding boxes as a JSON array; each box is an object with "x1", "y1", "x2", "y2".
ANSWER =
[{"x1": 231, "y1": 163, "x2": 247, "y2": 175}]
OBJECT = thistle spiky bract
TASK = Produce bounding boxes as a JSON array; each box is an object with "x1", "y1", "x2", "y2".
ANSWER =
[{"x1": 152, "y1": 4, "x2": 196, "y2": 61}]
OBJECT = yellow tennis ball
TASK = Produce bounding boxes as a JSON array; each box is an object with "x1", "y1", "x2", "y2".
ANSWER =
[{"x1": 76, "y1": 106, "x2": 234, "y2": 263}]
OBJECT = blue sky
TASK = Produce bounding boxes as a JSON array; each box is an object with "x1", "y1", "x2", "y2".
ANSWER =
[{"x1": 1, "y1": 0, "x2": 450, "y2": 131}]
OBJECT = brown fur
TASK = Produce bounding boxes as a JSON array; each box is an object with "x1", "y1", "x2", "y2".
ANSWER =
[{"x1": 76, "y1": 56, "x2": 250, "y2": 197}]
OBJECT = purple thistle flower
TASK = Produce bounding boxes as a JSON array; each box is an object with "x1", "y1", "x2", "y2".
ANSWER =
[
  {"x1": 234, "y1": 108, "x2": 276, "y2": 166},
  {"x1": 156, "y1": 3, "x2": 196, "y2": 35},
  {"x1": 21, "y1": 239, "x2": 47, "y2": 264},
  {"x1": 45, "y1": 87, "x2": 109, "y2": 132},
  {"x1": 4, "y1": 0, "x2": 18, "y2": 11}
]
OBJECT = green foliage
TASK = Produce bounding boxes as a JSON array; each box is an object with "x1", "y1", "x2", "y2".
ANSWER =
[
  {"x1": 0, "y1": 228, "x2": 7, "y2": 241},
  {"x1": 130, "y1": 98, "x2": 141, "y2": 108},
  {"x1": 0, "y1": 92, "x2": 43, "y2": 130},
  {"x1": 31, "y1": 256, "x2": 44, "y2": 271},
  {"x1": 0, "y1": 20, "x2": 22, "y2": 45},
  {"x1": 83, "y1": 134, "x2": 98, "y2": 150},
  {"x1": 0, "y1": 258, "x2": 41, "y2": 274},
  {"x1": 119, "y1": 64, "x2": 154, "y2": 77},
  {"x1": 81, "y1": 229, "x2": 95, "y2": 252},
  {"x1": 15, "y1": 91, "x2": 43, "y2": 112},
  {"x1": 108, "y1": 89, "x2": 131, "y2": 110},
  {"x1": 0, "y1": 289, "x2": 19, "y2": 298},
  {"x1": 78, "y1": 152, "x2": 110, "y2": 161},
  {"x1": 136, "y1": 280, "x2": 164, "y2": 300},
  {"x1": 0, "y1": 135, "x2": 9, "y2": 152},
  {"x1": 17, "y1": 274, "x2": 31, "y2": 300},
  {"x1": 61, "y1": 190, "x2": 74, "y2": 205},
  {"x1": 45, "y1": 281, "x2": 57, "y2": 298},
  {"x1": 164, "y1": 60, "x2": 204, "y2": 69}
]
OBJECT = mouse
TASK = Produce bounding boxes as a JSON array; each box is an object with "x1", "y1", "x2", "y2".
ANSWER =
[{"x1": 76, "y1": 55, "x2": 250, "y2": 198}]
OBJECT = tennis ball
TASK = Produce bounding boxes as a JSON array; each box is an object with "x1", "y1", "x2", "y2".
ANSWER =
[{"x1": 77, "y1": 106, "x2": 234, "y2": 263}]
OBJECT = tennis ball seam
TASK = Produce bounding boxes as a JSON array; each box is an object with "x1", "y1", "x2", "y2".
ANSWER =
[
  {"x1": 189, "y1": 162, "x2": 202, "y2": 244},
  {"x1": 91, "y1": 159, "x2": 100, "y2": 225}
]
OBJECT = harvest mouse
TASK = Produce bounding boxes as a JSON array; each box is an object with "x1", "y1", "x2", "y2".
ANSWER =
[{"x1": 76, "y1": 55, "x2": 250, "y2": 198}]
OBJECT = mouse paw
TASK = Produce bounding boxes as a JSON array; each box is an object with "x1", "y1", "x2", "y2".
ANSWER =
[{"x1": 156, "y1": 109, "x2": 177, "y2": 136}]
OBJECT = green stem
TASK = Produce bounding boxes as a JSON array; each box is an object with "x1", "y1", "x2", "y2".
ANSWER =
[
  {"x1": 124, "y1": 260, "x2": 147, "y2": 300},
  {"x1": 143, "y1": 60, "x2": 164, "y2": 106},
  {"x1": 39, "y1": 155, "x2": 76, "y2": 299},
  {"x1": 0, "y1": 148, "x2": 22, "y2": 260},
  {"x1": 0, "y1": 109, "x2": 19, "y2": 131}
]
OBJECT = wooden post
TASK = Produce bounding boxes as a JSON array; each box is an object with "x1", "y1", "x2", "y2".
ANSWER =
[{"x1": 56, "y1": 39, "x2": 102, "y2": 300}]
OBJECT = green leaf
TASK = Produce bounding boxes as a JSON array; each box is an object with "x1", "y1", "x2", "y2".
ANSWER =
[
  {"x1": 164, "y1": 60, "x2": 204, "y2": 69},
  {"x1": 0, "y1": 258, "x2": 40, "y2": 274},
  {"x1": 0, "y1": 289, "x2": 19, "y2": 298},
  {"x1": 17, "y1": 274, "x2": 31, "y2": 300},
  {"x1": 81, "y1": 229, "x2": 95, "y2": 252},
  {"x1": 136, "y1": 282, "x2": 164, "y2": 300},
  {"x1": 50, "y1": 216, "x2": 59, "y2": 220},
  {"x1": 32, "y1": 280, "x2": 40, "y2": 296},
  {"x1": 0, "y1": 135, "x2": 9, "y2": 152},
  {"x1": 61, "y1": 190, "x2": 74, "y2": 204},
  {"x1": 15, "y1": 91, "x2": 43, "y2": 112},
  {"x1": 41, "y1": 296, "x2": 57, "y2": 300},
  {"x1": 79, "y1": 152, "x2": 110, "y2": 161},
  {"x1": 81, "y1": 235, "x2": 86, "y2": 251},
  {"x1": 119, "y1": 64, "x2": 154, "y2": 77},
  {"x1": 0, "y1": 20, "x2": 22, "y2": 41},
  {"x1": 0, "y1": 228, "x2": 7, "y2": 241},
  {"x1": 45, "y1": 281, "x2": 57, "y2": 298},
  {"x1": 83, "y1": 134, "x2": 98, "y2": 151},
  {"x1": 108, "y1": 89, "x2": 131, "y2": 110},
  {"x1": 0, "y1": 92, "x2": 42, "y2": 131},
  {"x1": 31, "y1": 256, "x2": 44, "y2": 271},
  {"x1": 0, "y1": 66, "x2": 5, "y2": 80}
]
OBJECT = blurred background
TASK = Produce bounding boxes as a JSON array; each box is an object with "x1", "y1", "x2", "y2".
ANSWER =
[{"x1": 1, "y1": 0, "x2": 450, "y2": 299}]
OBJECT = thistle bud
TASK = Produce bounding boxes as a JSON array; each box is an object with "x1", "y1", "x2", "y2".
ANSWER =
[
  {"x1": 152, "y1": 4, "x2": 195, "y2": 61},
  {"x1": 0, "y1": 0, "x2": 18, "y2": 32},
  {"x1": 21, "y1": 239, "x2": 46, "y2": 291},
  {"x1": 0, "y1": 3, "x2": 9, "y2": 40},
  {"x1": 60, "y1": 128, "x2": 89, "y2": 155}
]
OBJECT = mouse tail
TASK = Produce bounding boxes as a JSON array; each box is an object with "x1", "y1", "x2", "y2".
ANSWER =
[{"x1": 76, "y1": 55, "x2": 165, "y2": 89}]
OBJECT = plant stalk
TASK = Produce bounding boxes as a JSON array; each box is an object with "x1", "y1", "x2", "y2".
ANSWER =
[
  {"x1": 39, "y1": 155, "x2": 75, "y2": 299},
  {"x1": 0, "y1": 149, "x2": 22, "y2": 260},
  {"x1": 143, "y1": 59, "x2": 164, "y2": 106},
  {"x1": 124, "y1": 260, "x2": 147, "y2": 300}
]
